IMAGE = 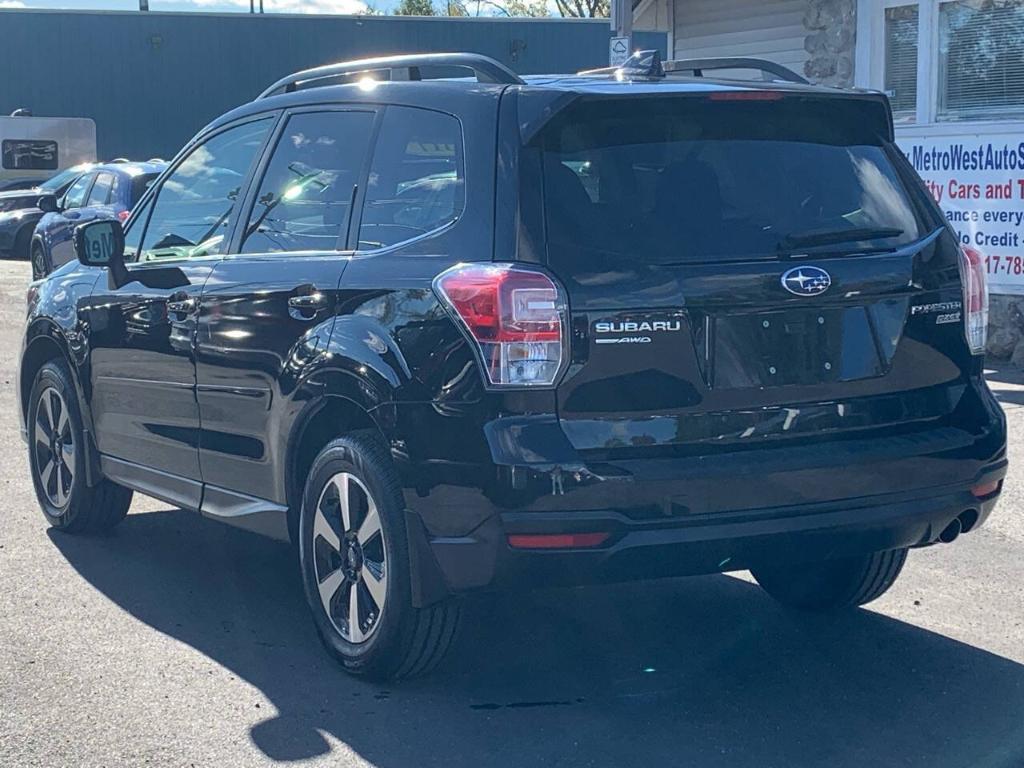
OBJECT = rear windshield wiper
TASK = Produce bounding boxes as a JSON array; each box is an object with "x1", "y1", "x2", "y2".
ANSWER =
[{"x1": 779, "y1": 226, "x2": 904, "y2": 251}]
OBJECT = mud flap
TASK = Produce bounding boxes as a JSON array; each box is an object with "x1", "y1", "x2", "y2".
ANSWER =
[{"x1": 405, "y1": 510, "x2": 451, "y2": 608}]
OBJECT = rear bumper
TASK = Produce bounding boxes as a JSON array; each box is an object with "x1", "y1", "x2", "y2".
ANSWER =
[
  {"x1": 425, "y1": 462, "x2": 1005, "y2": 592},
  {"x1": 391, "y1": 378, "x2": 1007, "y2": 599},
  {"x1": 0, "y1": 212, "x2": 39, "y2": 252},
  {"x1": 0, "y1": 217, "x2": 20, "y2": 251}
]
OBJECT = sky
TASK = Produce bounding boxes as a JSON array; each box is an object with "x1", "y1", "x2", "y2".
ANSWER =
[{"x1": 0, "y1": 1, "x2": 373, "y2": 14}]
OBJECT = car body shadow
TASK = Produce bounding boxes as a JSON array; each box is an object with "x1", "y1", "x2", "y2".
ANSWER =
[{"x1": 50, "y1": 508, "x2": 1024, "y2": 768}]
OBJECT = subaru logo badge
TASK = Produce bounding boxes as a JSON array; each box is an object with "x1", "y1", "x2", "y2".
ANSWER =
[{"x1": 781, "y1": 265, "x2": 831, "y2": 297}]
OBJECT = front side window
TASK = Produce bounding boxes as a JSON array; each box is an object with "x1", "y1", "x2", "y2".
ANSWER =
[
  {"x1": 134, "y1": 118, "x2": 273, "y2": 262},
  {"x1": 358, "y1": 106, "x2": 465, "y2": 250},
  {"x1": 884, "y1": 5, "x2": 919, "y2": 122},
  {"x1": 938, "y1": 0, "x2": 1024, "y2": 120},
  {"x1": 2, "y1": 139, "x2": 58, "y2": 171},
  {"x1": 61, "y1": 173, "x2": 93, "y2": 211},
  {"x1": 240, "y1": 110, "x2": 375, "y2": 254},
  {"x1": 86, "y1": 173, "x2": 114, "y2": 206}
]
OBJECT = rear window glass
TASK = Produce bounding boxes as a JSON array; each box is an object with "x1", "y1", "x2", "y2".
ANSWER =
[
  {"x1": 130, "y1": 173, "x2": 160, "y2": 206},
  {"x1": 537, "y1": 97, "x2": 925, "y2": 267},
  {"x1": 2, "y1": 139, "x2": 58, "y2": 171}
]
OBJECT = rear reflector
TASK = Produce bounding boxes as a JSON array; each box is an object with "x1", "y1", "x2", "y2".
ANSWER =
[
  {"x1": 433, "y1": 263, "x2": 569, "y2": 388},
  {"x1": 507, "y1": 533, "x2": 610, "y2": 550},
  {"x1": 971, "y1": 480, "x2": 1000, "y2": 498},
  {"x1": 958, "y1": 244, "x2": 988, "y2": 355}
]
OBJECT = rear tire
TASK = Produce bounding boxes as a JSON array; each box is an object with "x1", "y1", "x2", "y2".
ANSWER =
[
  {"x1": 298, "y1": 430, "x2": 460, "y2": 680},
  {"x1": 13, "y1": 226, "x2": 32, "y2": 261},
  {"x1": 27, "y1": 359, "x2": 133, "y2": 533},
  {"x1": 752, "y1": 548, "x2": 908, "y2": 611}
]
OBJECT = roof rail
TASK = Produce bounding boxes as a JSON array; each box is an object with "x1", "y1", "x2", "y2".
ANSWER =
[
  {"x1": 258, "y1": 53, "x2": 524, "y2": 99},
  {"x1": 662, "y1": 57, "x2": 808, "y2": 84}
]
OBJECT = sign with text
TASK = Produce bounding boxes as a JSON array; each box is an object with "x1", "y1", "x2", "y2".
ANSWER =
[{"x1": 897, "y1": 132, "x2": 1024, "y2": 295}]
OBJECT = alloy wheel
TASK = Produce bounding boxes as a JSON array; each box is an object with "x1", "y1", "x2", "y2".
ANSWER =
[
  {"x1": 32, "y1": 247, "x2": 45, "y2": 281},
  {"x1": 312, "y1": 472, "x2": 388, "y2": 644},
  {"x1": 34, "y1": 387, "x2": 75, "y2": 508}
]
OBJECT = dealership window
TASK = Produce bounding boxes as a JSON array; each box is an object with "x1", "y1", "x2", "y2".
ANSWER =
[
  {"x1": 938, "y1": 1, "x2": 1024, "y2": 120},
  {"x1": 884, "y1": 5, "x2": 919, "y2": 121},
  {"x1": 869, "y1": 0, "x2": 1024, "y2": 123}
]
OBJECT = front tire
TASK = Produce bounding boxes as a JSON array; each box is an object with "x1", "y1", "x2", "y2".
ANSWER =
[
  {"x1": 298, "y1": 431, "x2": 460, "y2": 680},
  {"x1": 31, "y1": 241, "x2": 48, "y2": 281},
  {"x1": 752, "y1": 548, "x2": 908, "y2": 612},
  {"x1": 28, "y1": 360, "x2": 133, "y2": 533}
]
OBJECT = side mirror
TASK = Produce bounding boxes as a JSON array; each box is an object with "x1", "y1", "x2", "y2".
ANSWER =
[
  {"x1": 73, "y1": 219, "x2": 130, "y2": 288},
  {"x1": 37, "y1": 194, "x2": 59, "y2": 213}
]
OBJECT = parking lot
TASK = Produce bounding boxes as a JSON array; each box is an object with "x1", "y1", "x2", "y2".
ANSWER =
[{"x1": 0, "y1": 253, "x2": 1022, "y2": 766}]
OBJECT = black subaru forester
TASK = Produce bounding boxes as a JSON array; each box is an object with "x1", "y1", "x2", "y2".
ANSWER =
[{"x1": 19, "y1": 52, "x2": 1007, "y2": 680}]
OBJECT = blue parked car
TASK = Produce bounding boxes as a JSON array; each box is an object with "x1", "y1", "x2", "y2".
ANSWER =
[
  {"x1": 0, "y1": 164, "x2": 93, "y2": 262},
  {"x1": 32, "y1": 160, "x2": 165, "y2": 279}
]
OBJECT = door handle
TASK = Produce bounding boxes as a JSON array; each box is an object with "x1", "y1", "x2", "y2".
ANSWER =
[
  {"x1": 288, "y1": 286, "x2": 327, "y2": 319},
  {"x1": 167, "y1": 293, "x2": 198, "y2": 316}
]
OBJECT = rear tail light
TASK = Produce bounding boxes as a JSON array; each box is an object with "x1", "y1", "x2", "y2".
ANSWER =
[
  {"x1": 117, "y1": 209, "x2": 130, "y2": 223},
  {"x1": 970, "y1": 479, "x2": 1000, "y2": 498},
  {"x1": 433, "y1": 263, "x2": 569, "y2": 388},
  {"x1": 958, "y1": 244, "x2": 988, "y2": 355}
]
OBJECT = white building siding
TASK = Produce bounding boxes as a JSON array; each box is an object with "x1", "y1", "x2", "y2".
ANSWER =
[{"x1": 671, "y1": 0, "x2": 809, "y2": 74}]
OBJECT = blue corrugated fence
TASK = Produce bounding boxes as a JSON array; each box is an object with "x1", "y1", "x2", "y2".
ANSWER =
[{"x1": 0, "y1": 9, "x2": 666, "y2": 160}]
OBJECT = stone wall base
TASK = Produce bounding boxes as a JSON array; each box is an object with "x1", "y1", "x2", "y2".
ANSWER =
[{"x1": 987, "y1": 295, "x2": 1024, "y2": 362}]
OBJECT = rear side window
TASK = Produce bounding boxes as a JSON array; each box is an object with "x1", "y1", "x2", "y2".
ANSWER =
[
  {"x1": 240, "y1": 110, "x2": 375, "y2": 254},
  {"x1": 86, "y1": 173, "x2": 114, "y2": 206},
  {"x1": 537, "y1": 97, "x2": 925, "y2": 268},
  {"x1": 2, "y1": 139, "x2": 58, "y2": 171},
  {"x1": 357, "y1": 106, "x2": 464, "y2": 250}
]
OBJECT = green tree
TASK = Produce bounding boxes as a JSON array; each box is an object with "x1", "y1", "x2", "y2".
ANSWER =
[
  {"x1": 503, "y1": 0, "x2": 549, "y2": 16},
  {"x1": 553, "y1": 0, "x2": 607, "y2": 17},
  {"x1": 445, "y1": 0, "x2": 549, "y2": 15},
  {"x1": 394, "y1": 0, "x2": 436, "y2": 15}
]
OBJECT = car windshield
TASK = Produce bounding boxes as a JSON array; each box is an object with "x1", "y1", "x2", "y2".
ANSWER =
[
  {"x1": 38, "y1": 165, "x2": 90, "y2": 192},
  {"x1": 537, "y1": 96, "x2": 927, "y2": 267}
]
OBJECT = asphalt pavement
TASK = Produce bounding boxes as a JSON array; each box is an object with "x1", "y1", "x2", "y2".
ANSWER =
[{"x1": 1, "y1": 259, "x2": 1022, "y2": 768}]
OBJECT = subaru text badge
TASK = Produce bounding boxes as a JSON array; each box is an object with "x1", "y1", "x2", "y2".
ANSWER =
[{"x1": 781, "y1": 265, "x2": 831, "y2": 297}]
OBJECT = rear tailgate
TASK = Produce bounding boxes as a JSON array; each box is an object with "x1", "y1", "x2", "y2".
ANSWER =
[{"x1": 524, "y1": 89, "x2": 986, "y2": 504}]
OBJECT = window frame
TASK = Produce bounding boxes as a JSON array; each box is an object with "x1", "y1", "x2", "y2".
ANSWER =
[
  {"x1": 123, "y1": 111, "x2": 280, "y2": 267},
  {"x1": 857, "y1": 0, "x2": 1024, "y2": 127},
  {"x1": 229, "y1": 104, "x2": 382, "y2": 258}
]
